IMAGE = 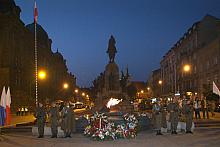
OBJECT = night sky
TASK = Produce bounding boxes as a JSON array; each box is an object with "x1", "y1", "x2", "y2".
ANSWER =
[{"x1": 15, "y1": 0, "x2": 220, "y2": 87}]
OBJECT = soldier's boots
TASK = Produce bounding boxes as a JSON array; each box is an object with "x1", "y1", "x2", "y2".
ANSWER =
[
  {"x1": 51, "y1": 135, "x2": 57, "y2": 138},
  {"x1": 171, "y1": 131, "x2": 177, "y2": 134},
  {"x1": 186, "y1": 131, "x2": 193, "y2": 134},
  {"x1": 38, "y1": 135, "x2": 44, "y2": 138},
  {"x1": 156, "y1": 130, "x2": 163, "y2": 135}
]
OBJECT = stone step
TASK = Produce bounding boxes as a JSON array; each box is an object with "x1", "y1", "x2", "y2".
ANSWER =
[{"x1": 194, "y1": 119, "x2": 220, "y2": 127}]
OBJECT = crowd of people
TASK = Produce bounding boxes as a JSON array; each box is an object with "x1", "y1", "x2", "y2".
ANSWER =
[
  {"x1": 152, "y1": 95, "x2": 216, "y2": 136},
  {"x1": 35, "y1": 101, "x2": 76, "y2": 138}
]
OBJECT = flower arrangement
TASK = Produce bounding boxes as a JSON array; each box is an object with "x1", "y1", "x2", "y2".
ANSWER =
[{"x1": 84, "y1": 112, "x2": 138, "y2": 141}]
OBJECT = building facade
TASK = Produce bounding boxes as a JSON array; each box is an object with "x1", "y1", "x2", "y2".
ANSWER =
[
  {"x1": 0, "y1": 0, "x2": 76, "y2": 111},
  {"x1": 159, "y1": 15, "x2": 220, "y2": 97}
]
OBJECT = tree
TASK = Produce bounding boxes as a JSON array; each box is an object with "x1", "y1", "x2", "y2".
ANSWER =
[{"x1": 203, "y1": 84, "x2": 220, "y2": 101}]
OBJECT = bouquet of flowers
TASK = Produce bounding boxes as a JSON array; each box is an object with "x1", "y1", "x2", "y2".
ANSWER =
[{"x1": 84, "y1": 112, "x2": 138, "y2": 141}]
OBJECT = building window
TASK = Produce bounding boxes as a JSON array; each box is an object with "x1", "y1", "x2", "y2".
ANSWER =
[
  {"x1": 194, "y1": 66, "x2": 197, "y2": 74},
  {"x1": 214, "y1": 74, "x2": 218, "y2": 83},
  {"x1": 207, "y1": 61, "x2": 210, "y2": 69},
  {"x1": 214, "y1": 57, "x2": 218, "y2": 65}
]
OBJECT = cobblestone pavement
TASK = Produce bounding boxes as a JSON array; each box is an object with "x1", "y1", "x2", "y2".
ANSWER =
[{"x1": 0, "y1": 128, "x2": 220, "y2": 147}]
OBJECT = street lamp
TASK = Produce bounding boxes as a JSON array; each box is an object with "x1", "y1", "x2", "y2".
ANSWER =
[
  {"x1": 141, "y1": 90, "x2": 144, "y2": 94},
  {"x1": 158, "y1": 80, "x2": 163, "y2": 96},
  {"x1": 82, "y1": 92, "x2": 85, "y2": 96},
  {"x1": 75, "y1": 89, "x2": 78, "y2": 93},
  {"x1": 38, "y1": 70, "x2": 46, "y2": 80},
  {"x1": 183, "y1": 64, "x2": 191, "y2": 72},
  {"x1": 147, "y1": 87, "x2": 150, "y2": 91},
  {"x1": 63, "y1": 83, "x2": 69, "y2": 89}
]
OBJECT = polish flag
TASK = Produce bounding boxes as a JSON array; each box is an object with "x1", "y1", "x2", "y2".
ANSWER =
[
  {"x1": 5, "y1": 87, "x2": 11, "y2": 125},
  {"x1": 0, "y1": 86, "x2": 6, "y2": 126},
  {"x1": 34, "y1": 1, "x2": 38, "y2": 23}
]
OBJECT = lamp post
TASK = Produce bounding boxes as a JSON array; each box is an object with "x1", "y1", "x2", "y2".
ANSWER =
[
  {"x1": 158, "y1": 80, "x2": 162, "y2": 96},
  {"x1": 63, "y1": 83, "x2": 69, "y2": 89},
  {"x1": 183, "y1": 64, "x2": 191, "y2": 96}
]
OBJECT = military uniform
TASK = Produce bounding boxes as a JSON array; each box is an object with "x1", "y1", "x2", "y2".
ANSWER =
[
  {"x1": 161, "y1": 105, "x2": 167, "y2": 129},
  {"x1": 167, "y1": 102, "x2": 180, "y2": 134},
  {"x1": 49, "y1": 106, "x2": 59, "y2": 138},
  {"x1": 35, "y1": 106, "x2": 46, "y2": 138},
  {"x1": 183, "y1": 102, "x2": 193, "y2": 133},
  {"x1": 61, "y1": 106, "x2": 76, "y2": 137},
  {"x1": 152, "y1": 103, "x2": 163, "y2": 135}
]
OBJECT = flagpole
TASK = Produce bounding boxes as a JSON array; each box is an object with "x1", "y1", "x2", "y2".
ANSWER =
[{"x1": 34, "y1": 2, "x2": 38, "y2": 106}]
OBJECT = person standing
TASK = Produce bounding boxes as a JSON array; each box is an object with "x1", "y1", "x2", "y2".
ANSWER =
[
  {"x1": 201, "y1": 96, "x2": 209, "y2": 119},
  {"x1": 183, "y1": 100, "x2": 194, "y2": 134},
  {"x1": 167, "y1": 98, "x2": 180, "y2": 134},
  {"x1": 35, "y1": 102, "x2": 46, "y2": 138},
  {"x1": 194, "y1": 97, "x2": 201, "y2": 119},
  {"x1": 210, "y1": 100, "x2": 216, "y2": 117},
  {"x1": 49, "y1": 102, "x2": 59, "y2": 138},
  {"x1": 161, "y1": 103, "x2": 167, "y2": 130},
  {"x1": 152, "y1": 100, "x2": 163, "y2": 135},
  {"x1": 61, "y1": 102, "x2": 76, "y2": 138}
]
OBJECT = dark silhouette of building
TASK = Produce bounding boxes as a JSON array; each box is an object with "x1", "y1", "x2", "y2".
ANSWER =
[
  {"x1": 156, "y1": 15, "x2": 220, "y2": 97},
  {"x1": 0, "y1": 0, "x2": 76, "y2": 111}
]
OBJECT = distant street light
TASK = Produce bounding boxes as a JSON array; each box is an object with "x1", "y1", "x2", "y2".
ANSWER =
[
  {"x1": 63, "y1": 83, "x2": 69, "y2": 89},
  {"x1": 141, "y1": 90, "x2": 144, "y2": 94},
  {"x1": 75, "y1": 89, "x2": 78, "y2": 93},
  {"x1": 38, "y1": 70, "x2": 46, "y2": 80},
  {"x1": 82, "y1": 92, "x2": 85, "y2": 96},
  {"x1": 183, "y1": 64, "x2": 191, "y2": 72},
  {"x1": 158, "y1": 80, "x2": 162, "y2": 85},
  {"x1": 147, "y1": 87, "x2": 150, "y2": 91}
]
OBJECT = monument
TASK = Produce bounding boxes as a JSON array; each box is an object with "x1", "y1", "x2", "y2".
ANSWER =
[{"x1": 95, "y1": 35, "x2": 133, "y2": 113}]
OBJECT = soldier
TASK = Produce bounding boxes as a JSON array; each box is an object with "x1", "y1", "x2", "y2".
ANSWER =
[
  {"x1": 152, "y1": 100, "x2": 163, "y2": 135},
  {"x1": 61, "y1": 102, "x2": 76, "y2": 138},
  {"x1": 35, "y1": 102, "x2": 46, "y2": 138},
  {"x1": 183, "y1": 100, "x2": 194, "y2": 134},
  {"x1": 49, "y1": 102, "x2": 59, "y2": 138},
  {"x1": 167, "y1": 98, "x2": 180, "y2": 134},
  {"x1": 161, "y1": 102, "x2": 167, "y2": 129}
]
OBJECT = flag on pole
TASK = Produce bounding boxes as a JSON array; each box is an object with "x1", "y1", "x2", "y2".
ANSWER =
[
  {"x1": 5, "y1": 87, "x2": 11, "y2": 125},
  {"x1": 34, "y1": 1, "x2": 38, "y2": 23},
  {"x1": 213, "y1": 81, "x2": 220, "y2": 96},
  {"x1": 0, "y1": 86, "x2": 6, "y2": 126}
]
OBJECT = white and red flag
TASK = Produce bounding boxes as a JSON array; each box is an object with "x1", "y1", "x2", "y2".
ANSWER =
[
  {"x1": 213, "y1": 81, "x2": 220, "y2": 96},
  {"x1": 5, "y1": 87, "x2": 11, "y2": 125},
  {"x1": 0, "y1": 86, "x2": 6, "y2": 126},
  {"x1": 34, "y1": 1, "x2": 38, "y2": 23}
]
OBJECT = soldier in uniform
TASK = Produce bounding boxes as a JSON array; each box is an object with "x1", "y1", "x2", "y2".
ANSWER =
[
  {"x1": 152, "y1": 99, "x2": 163, "y2": 135},
  {"x1": 167, "y1": 98, "x2": 180, "y2": 134},
  {"x1": 61, "y1": 102, "x2": 76, "y2": 138},
  {"x1": 49, "y1": 102, "x2": 59, "y2": 138},
  {"x1": 35, "y1": 102, "x2": 46, "y2": 138},
  {"x1": 161, "y1": 102, "x2": 167, "y2": 129},
  {"x1": 183, "y1": 100, "x2": 194, "y2": 134}
]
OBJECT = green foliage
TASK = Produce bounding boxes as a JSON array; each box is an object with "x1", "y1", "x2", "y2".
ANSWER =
[{"x1": 203, "y1": 84, "x2": 219, "y2": 101}]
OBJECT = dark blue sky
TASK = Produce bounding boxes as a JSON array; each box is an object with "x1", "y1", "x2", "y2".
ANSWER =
[{"x1": 15, "y1": 0, "x2": 220, "y2": 87}]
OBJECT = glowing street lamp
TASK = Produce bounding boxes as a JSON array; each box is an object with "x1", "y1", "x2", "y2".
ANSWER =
[
  {"x1": 183, "y1": 64, "x2": 191, "y2": 72},
  {"x1": 141, "y1": 90, "x2": 144, "y2": 94},
  {"x1": 158, "y1": 80, "x2": 162, "y2": 85},
  {"x1": 82, "y1": 92, "x2": 85, "y2": 96},
  {"x1": 38, "y1": 70, "x2": 46, "y2": 80},
  {"x1": 75, "y1": 89, "x2": 78, "y2": 93},
  {"x1": 63, "y1": 83, "x2": 69, "y2": 89},
  {"x1": 147, "y1": 87, "x2": 150, "y2": 91}
]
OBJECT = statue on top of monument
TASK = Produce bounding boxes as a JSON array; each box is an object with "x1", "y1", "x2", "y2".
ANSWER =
[{"x1": 107, "y1": 35, "x2": 117, "y2": 63}]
